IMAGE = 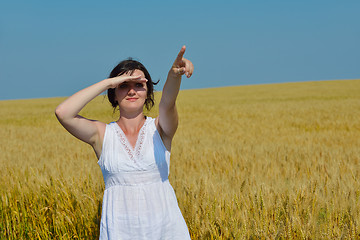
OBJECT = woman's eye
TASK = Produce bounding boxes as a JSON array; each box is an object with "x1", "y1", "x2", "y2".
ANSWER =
[
  {"x1": 136, "y1": 83, "x2": 144, "y2": 88},
  {"x1": 119, "y1": 84, "x2": 127, "y2": 88}
]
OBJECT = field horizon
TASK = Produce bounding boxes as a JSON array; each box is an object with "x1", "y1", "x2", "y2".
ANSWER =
[
  {"x1": 1, "y1": 78, "x2": 359, "y2": 102},
  {"x1": 1, "y1": 79, "x2": 360, "y2": 239}
]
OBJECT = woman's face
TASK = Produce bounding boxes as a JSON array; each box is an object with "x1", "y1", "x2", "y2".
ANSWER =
[{"x1": 114, "y1": 69, "x2": 148, "y2": 113}]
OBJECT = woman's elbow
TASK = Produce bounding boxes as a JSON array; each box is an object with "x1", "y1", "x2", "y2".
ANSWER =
[{"x1": 55, "y1": 105, "x2": 67, "y2": 120}]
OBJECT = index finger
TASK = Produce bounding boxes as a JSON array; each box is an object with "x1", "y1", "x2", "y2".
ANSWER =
[
  {"x1": 127, "y1": 76, "x2": 148, "y2": 82},
  {"x1": 130, "y1": 77, "x2": 148, "y2": 82},
  {"x1": 175, "y1": 45, "x2": 186, "y2": 62}
]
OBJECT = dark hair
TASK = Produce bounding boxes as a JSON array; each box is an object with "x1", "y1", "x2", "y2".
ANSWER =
[{"x1": 107, "y1": 58, "x2": 159, "y2": 111}]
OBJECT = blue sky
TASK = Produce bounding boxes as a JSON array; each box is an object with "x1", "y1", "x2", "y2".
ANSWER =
[{"x1": 0, "y1": 0, "x2": 359, "y2": 100}]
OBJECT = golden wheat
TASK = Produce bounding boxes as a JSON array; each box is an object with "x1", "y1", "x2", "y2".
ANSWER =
[{"x1": 1, "y1": 80, "x2": 360, "y2": 239}]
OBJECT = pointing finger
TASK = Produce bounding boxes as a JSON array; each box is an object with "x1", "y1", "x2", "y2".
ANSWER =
[{"x1": 175, "y1": 45, "x2": 186, "y2": 62}]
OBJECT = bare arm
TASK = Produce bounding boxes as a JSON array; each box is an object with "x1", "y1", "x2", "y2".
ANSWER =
[
  {"x1": 157, "y1": 46, "x2": 194, "y2": 150},
  {"x1": 55, "y1": 75, "x2": 145, "y2": 156}
]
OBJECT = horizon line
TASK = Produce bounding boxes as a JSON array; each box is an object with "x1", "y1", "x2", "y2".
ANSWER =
[{"x1": 1, "y1": 78, "x2": 359, "y2": 102}]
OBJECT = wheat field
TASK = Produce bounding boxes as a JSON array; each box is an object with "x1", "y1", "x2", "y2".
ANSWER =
[{"x1": 1, "y1": 80, "x2": 360, "y2": 239}]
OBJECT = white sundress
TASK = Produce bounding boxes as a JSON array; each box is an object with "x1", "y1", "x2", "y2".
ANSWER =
[{"x1": 97, "y1": 117, "x2": 191, "y2": 240}]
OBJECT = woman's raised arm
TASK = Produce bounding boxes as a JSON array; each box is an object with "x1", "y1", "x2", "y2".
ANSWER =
[
  {"x1": 157, "y1": 46, "x2": 194, "y2": 150},
  {"x1": 55, "y1": 75, "x2": 145, "y2": 153}
]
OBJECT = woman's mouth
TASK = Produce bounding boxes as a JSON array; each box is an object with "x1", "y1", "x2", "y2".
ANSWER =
[{"x1": 126, "y1": 98, "x2": 138, "y2": 102}]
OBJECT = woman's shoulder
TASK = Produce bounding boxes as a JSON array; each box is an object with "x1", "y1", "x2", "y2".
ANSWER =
[
  {"x1": 106, "y1": 121, "x2": 117, "y2": 126},
  {"x1": 146, "y1": 116, "x2": 156, "y2": 122},
  {"x1": 146, "y1": 116, "x2": 158, "y2": 128},
  {"x1": 96, "y1": 121, "x2": 119, "y2": 143}
]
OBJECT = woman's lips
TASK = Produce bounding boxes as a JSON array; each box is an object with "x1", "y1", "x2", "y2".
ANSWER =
[{"x1": 126, "y1": 98, "x2": 138, "y2": 102}]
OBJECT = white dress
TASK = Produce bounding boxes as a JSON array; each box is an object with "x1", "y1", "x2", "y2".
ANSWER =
[{"x1": 97, "y1": 117, "x2": 191, "y2": 240}]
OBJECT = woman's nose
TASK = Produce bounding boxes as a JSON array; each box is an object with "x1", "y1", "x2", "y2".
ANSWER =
[{"x1": 128, "y1": 87, "x2": 136, "y2": 95}]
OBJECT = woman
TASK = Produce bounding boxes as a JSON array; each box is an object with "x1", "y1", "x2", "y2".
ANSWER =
[{"x1": 55, "y1": 46, "x2": 193, "y2": 239}]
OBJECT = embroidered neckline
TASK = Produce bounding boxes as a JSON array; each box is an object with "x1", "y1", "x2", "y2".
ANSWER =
[{"x1": 113, "y1": 118, "x2": 148, "y2": 163}]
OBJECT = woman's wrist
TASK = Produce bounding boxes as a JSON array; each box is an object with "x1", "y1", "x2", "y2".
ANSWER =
[{"x1": 167, "y1": 69, "x2": 182, "y2": 81}]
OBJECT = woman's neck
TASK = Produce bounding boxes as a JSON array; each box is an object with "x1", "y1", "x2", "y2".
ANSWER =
[{"x1": 117, "y1": 112, "x2": 146, "y2": 135}]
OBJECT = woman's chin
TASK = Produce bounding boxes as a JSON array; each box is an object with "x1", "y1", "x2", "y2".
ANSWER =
[{"x1": 119, "y1": 104, "x2": 145, "y2": 114}]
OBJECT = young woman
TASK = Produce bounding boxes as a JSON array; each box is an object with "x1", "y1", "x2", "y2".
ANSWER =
[{"x1": 55, "y1": 46, "x2": 194, "y2": 239}]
